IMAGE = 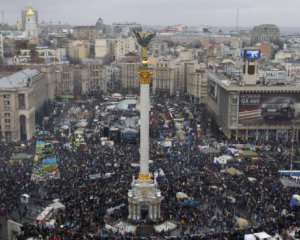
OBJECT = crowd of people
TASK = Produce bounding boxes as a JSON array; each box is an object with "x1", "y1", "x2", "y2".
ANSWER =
[{"x1": 0, "y1": 94, "x2": 299, "y2": 239}]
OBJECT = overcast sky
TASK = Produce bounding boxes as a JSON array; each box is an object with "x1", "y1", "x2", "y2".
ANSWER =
[{"x1": 1, "y1": 0, "x2": 300, "y2": 27}]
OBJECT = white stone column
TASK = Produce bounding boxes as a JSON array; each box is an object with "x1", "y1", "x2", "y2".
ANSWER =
[
  {"x1": 149, "y1": 204, "x2": 153, "y2": 220},
  {"x1": 157, "y1": 203, "x2": 161, "y2": 219},
  {"x1": 137, "y1": 204, "x2": 141, "y2": 220},
  {"x1": 128, "y1": 203, "x2": 132, "y2": 219},
  {"x1": 140, "y1": 83, "x2": 150, "y2": 175}
]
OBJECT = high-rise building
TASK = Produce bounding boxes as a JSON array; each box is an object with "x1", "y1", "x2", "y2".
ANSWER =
[
  {"x1": 187, "y1": 67, "x2": 207, "y2": 104},
  {"x1": 95, "y1": 38, "x2": 136, "y2": 60},
  {"x1": 81, "y1": 59, "x2": 107, "y2": 94},
  {"x1": 112, "y1": 22, "x2": 141, "y2": 37},
  {"x1": 118, "y1": 53, "x2": 140, "y2": 93},
  {"x1": 152, "y1": 59, "x2": 175, "y2": 95},
  {"x1": 251, "y1": 24, "x2": 280, "y2": 44},
  {"x1": 68, "y1": 40, "x2": 90, "y2": 60},
  {"x1": 73, "y1": 26, "x2": 101, "y2": 41}
]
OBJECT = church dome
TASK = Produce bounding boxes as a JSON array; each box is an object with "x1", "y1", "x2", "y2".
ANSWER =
[{"x1": 26, "y1": 7, "x2": 35, "y2": 16}]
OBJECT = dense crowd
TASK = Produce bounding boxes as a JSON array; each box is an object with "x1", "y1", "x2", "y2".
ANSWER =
[{"x1": 0, "y1": 95, "x2": 299, "y2": 239}]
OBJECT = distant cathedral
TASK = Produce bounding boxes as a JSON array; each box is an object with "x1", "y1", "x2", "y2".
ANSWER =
[
  {"x1": 25, "y1": 6, "x2": 38, "y2": 38},
  {"x1": 22, "y1": 5, "x2": 38, "y2": 38}
]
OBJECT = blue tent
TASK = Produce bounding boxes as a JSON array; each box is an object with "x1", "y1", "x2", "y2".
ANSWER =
[
  {"x1": 289, "y1": 198, "x2": 299, "y2": 208},
  {"x1": 42, "y1": 156, "x2": 57, "y2": 165}
]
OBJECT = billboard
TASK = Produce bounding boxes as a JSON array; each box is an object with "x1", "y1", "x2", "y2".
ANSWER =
[
  {"x1": 241, "y1": 50, "x2": 261, "y2": 59},
  {"x1": 238, "y1": 93, "x2": 300, "y2": 126}
]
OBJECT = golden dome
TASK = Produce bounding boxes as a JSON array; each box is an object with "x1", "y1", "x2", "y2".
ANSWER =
[{"x1": 26, "y1": 7, "x2": 35, "y2": 16}]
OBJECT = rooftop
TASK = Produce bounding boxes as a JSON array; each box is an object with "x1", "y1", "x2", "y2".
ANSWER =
[
  {"x1": 207, "y1": 69, "x2": 300, "y2": 92},
  {"x1": 0, "y1": 68, "x2": 40, "y2": 90}
]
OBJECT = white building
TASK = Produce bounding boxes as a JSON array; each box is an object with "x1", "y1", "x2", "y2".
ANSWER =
[
  {"x1": 81, "y1": 59, "x2": 107, "y2": 94},
  {"x1": 95, "y1": 37, "x2": 136, "y2": 60},
  {"x1": 187, "y1": 68, "x2": 207, "y2": 103},
  {"x1": 115, "y1": 38, "x2": 136, "y2": 61},
  {"x1": 18, "y1": 47, "x2": 67, "y2": 63},
  {"x1": 25, "y1": 6, "x2": 38, "y2": 38}
]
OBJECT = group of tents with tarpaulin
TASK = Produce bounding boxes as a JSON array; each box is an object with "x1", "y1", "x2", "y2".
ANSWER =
[
  {"x1": 31, "y1": 131, "x2": 59, "y2": 181},
  {"x1": 289, "y1": 194, "x2": 300, "y2": 208}
]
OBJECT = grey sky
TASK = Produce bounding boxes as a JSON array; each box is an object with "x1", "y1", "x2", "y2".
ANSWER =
[{"x1": 1, "y1": 0, "x2": 300, "y2": 27}]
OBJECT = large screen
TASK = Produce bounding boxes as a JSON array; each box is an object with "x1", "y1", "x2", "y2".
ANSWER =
[
  {"x1": 238, "y1": 93, "x2": 300, "y2": 126},
  {"x1": 241, "y1": 50, "x2": 261, "y2": 59}
]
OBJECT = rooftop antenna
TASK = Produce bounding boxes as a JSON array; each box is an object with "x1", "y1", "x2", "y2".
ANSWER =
[
  {"x1": 235, "y1": 8, "x2": 239, "y2": 31},
  {"x1": 1, "y1": 10, "x2": 4, "y2": 26}
]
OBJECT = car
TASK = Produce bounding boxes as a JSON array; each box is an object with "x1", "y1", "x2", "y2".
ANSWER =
[{"x1": 261, "y1": 97, "x2": 295, "y2": 119}]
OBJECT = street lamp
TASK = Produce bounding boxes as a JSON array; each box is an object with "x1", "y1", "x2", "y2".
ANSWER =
[{"x1": 290, "y1": 125, "x2": 295, "y2": 173}]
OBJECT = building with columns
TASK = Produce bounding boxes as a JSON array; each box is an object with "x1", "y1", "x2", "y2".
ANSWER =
[
  {"x1": 0, "y1": 69, "x2": 46, "y2": 142},
  {"x1": 152, "y1": 59, "x2": 175, "y2": 96},
  {"x1": 81, "y1": 59, "x2": 107, "y2": 94},
  {"x1": 118, "y1": 53, "x2": 140, "y2": 94},
  {"x1": 187, "y1": 67, "x2": 208, "y2": 104}
]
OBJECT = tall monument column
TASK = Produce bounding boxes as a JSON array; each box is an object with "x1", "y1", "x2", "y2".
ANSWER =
[
  {"x1": 135, "y1": 30, "x2": 155, "y2": 181},
  {"x1": 128, "y1": 30, "x2": 163, "y2": 222}
]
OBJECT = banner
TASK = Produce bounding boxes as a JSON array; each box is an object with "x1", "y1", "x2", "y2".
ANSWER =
[{"x1": 239, "y1": 93, "x2": 300, "y2": 126}]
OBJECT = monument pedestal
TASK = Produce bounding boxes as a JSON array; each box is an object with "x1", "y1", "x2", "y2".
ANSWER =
[{"x1": 128, "y1": 176, "x2": 163, "y2": 222}]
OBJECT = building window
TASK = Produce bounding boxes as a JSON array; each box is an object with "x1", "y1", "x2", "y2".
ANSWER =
[
  {"x1": 18, "y1": 94, "x2": 26, "y2": 109},
  {"x1": 5, "y1": 119, "x2": 10, "y2": 123},
  {"x1": 3, "y1": 95, "x2": 10, "y2": 99},
  {"x1": 4, "y1": 113, "x2": 10, "y2": 117}
]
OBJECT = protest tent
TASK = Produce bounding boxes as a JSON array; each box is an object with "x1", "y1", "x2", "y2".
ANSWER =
[
  {"x1": 154, "y1": 221, "x2": 177, "y2": 233},
  {"x1": 202, "y1": 148, "x2": 220, "y2": 155},
  {"x1": 48, "y1": 201, "x2": 65, "y2": 213},
  {"x1": 254, "y1": 232, "x2": 272, "y2": 239},
  {"x1": 10, "y1": 153, "x2": 32, "y2": 164},
  {"x1": 226, "y1": 167, "x2": 244, "y2": 176},
  {"x1": 20, "y1": 194, "x2": 30, "y2": 204},
  {"x1": 176, "y1": 192, "x2": 189, "y2": 200},
  {"x1": 240, "y1": 150, "x2": 258, "y2": 158},
  {"x1": 235, "y1": 217, "x2": 249, "y2": 229}
]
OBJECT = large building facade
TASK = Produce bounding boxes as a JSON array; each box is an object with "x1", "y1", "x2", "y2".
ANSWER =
[
  {"x1": 206, "y1": 71, "x2": 300, "y2": 142},
  {"x1": 73, "y1": 26, "x2": 101, "y2": 41},
  {"x1": 251, "y1": 24, "x2": 280, "y2": 44},
  {"x1": 95, "y1": 38, "x2": 136, "y2": 61},
  {"x1": 81, "y1": 59, "x2": 107, "y2": 94},
  {"x1": 0, "y1": 69, "x2": 47, "y2": 142},
  {"x1": 118, "y1": 53, "x2": 140, "y2": 93}
]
